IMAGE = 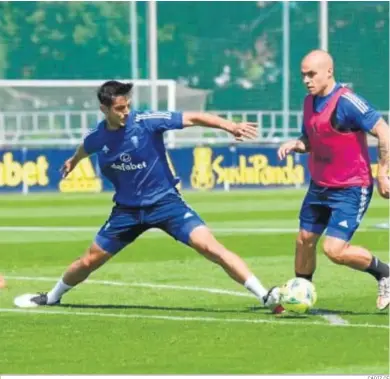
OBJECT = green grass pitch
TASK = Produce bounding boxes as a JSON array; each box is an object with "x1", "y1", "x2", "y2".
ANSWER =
[{"x1": 0, "y1": 189, "x2": 388, "y2": 374}]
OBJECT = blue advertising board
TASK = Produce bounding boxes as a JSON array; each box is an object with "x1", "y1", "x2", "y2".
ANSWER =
[{"x1": 0, "y1": 146, "x2": 380, "y2": 193}]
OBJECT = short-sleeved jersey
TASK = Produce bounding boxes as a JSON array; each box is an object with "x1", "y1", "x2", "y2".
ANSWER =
[
  {"x1": 83, "y1": 111, "x2": 183, "y2": 207},
  {"x1": 301, "y1": 83, "x2": 381, "y2": 136}
]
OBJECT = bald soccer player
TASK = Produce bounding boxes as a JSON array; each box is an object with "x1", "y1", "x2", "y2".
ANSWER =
[{"x1": 278, "y1": 50, "x2": 389, "y2": 310}]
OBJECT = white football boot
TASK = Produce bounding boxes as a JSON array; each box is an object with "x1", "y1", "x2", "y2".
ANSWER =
[
  {"x1": 377, "y1": 272, "x2": 390, "y2": 311},
  {"x1": 14, "y1": 292, "x2": 61, "y2": 308},
  {"x1": 263, "y1": 286, "x2": 285, "y2": 314}
]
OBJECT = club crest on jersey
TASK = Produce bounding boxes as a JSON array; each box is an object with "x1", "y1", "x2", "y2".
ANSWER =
[
  {"x1": 120, "y1": 153, "x2": 131, "y2": 163},
  {"x1": 131, "y1": 136, "x2": 139, "y2": 148}
]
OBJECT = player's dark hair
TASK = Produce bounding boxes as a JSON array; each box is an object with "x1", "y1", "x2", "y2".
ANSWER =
[{"x1": 97, "y1": 80, "x2": 133, "y2": 107}]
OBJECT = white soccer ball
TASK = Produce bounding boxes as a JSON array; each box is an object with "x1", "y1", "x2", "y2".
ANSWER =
[{"x1": 280, "y1": 278, "x2": 317, "y2": 314}]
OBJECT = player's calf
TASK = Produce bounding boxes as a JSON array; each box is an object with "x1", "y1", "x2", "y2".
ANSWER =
[
  {"x1": 189, "y1": 225, "x2": 253, "y2": 284},
  {"x1": 322, "y1": 238, "x2": 371, "y2": 269},
  {"x1": 322, "y1": 242, "x2": 349, "y2": 265},
  {"x1": 323, "y1": 237, "x2": 389, "y2": 309},
  {"x1": 14, "y1": 243, "x2": 112, "y2": 308},
  {"x1": 188, "y1": 225, "x2": 284, "y2": 313},
  {"x1": 63, "y1": 243, "x2": 111, "y2": 286},
  {"x1": 295, "y1": 229, "x2": 320, "y2": 282},
  {"x1": 48, "y1": 243, "x2": 112, "y2": 303}
]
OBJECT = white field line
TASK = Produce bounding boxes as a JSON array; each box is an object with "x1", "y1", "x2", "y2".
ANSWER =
[
  {"x1": 0, "y1": 226, "x2": 385, "y2": 234},
  {"x1": 317, "y1": 314, "x2": 350, "y2": 325},
  {"x1": 6, "y1": 275, "x2": 377, "y2": 327},
  {"x1": 0, "y1": 307, "x2": 387, "y2": 329},
  {"x1": 0, "y1": 226, "x2": 98, "y2": 232},
  {"x1": 6, "y1": 275, "x2": 252, "y2": 298}
]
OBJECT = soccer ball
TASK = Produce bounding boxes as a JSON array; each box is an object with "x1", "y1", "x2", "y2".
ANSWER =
[{"x1": 280, "y1": 278, "x2": 317, "y2": 314}]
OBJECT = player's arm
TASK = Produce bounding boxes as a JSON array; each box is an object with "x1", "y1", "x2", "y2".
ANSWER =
[
  {"x1": 297, "y1": 135, "x2": 310, "y2": 152},
  {"x1": 61, "y1": 127, "x2": 100, "y2": 178},
  {"x1": 370, "y1": 117, "x2": 389, "y2": 176},
  {"x1": 182, "y1": 112, "x2": 257, "y2": 141},
  {"x1": 70, "y1": 143, "x2": 90, "y2": 164},
  {"x1": 369, "y1": 118, "x2": 389, "y2": 198},
  {"x1": 340, "y1": 93, "x2": 389, "y2": 198},
  {"x1": 277, "y1": 123, "x2": 310, "y2": 160},
  {"x1": 60, "y1": 144, "x2": 90, "y2": 178}
]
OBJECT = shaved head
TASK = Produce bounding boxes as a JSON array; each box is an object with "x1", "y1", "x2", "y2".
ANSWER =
[
  {"x1": 302, "y1": 50, "x2": 334, "y2": 71},
  {"x1": 301, "y1": 49, "x2": 336, "y2": 96}
]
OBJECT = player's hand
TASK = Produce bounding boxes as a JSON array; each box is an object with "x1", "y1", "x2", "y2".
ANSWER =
[
  {"x1": 231, "y1": 122, "x2": 258, "y2": 141},
  {"x1": 277, "y1": 140, "x2": 298, "y2": 160},
  {"x1": 377, "y1": 176, "x2": 390, "y2": 199},
  {"x1": 60, "y1": 158, "x2": 77, "y2": 178}
]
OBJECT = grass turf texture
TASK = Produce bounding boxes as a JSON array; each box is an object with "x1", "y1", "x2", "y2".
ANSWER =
[{"x1": 0, "y1": 189, "x2": 388, "y2": 374}]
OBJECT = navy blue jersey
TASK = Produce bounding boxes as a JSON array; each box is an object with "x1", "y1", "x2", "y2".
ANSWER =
[
  {"x1": 83, "y1": 111, "x2": 183, "y2": 207},
  {"x1": 302, "y1": 83, "x2": 381, "y2": 136}
]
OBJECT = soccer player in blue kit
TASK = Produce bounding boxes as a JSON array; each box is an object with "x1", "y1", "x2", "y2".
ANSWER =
[
  {"x1": 278, "y1": 50, "x2": 389, "y2": 310},
  {"x1": 16, "y1": 80, "x2": 282, "y2": 312}
]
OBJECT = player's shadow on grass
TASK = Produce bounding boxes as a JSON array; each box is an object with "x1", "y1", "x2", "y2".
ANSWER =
[
  {"x1": 57, "y1": 302, "x2": 272, "y2": 315},
  {"x1": 56, "y1": 304, "x2": 387, "y2": 316},
  {"x1": 249, "y1": 306, "x2": 388, "y2": 317},
  {"x1": 310, "y1": 308, "x2": 388, "y2": 316}
]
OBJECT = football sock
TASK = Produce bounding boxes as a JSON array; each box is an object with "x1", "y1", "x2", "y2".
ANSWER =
[
  {"x1": 364, "y1": 256, "x2": 389, "y2": 281},
  {"x1": 47, "y1": 279, "x2": 73, "y2": 304},
  {"x1": 295, "y1": 272, "x2": 313, "y2": 282},
  {"x1": 244, "y1": 275, "x2": 268, "y2": 303}
]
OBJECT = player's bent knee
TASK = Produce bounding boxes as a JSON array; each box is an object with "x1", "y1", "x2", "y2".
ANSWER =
[
  {"x1": 189, "y1": 226, "x2": 216, "y2": 250},
  {"x1": 297, "y1": 230, "x2": 319, "y2": 248},
  {"x1": 189, "y1": 226, "x2": 225, "y2": 260},
  {"x1": 80, "y1": 243, "x2": 112, "y2": 270},
  {"x1": 322, "y1": 239, "x2": 347, "y2": 265}
]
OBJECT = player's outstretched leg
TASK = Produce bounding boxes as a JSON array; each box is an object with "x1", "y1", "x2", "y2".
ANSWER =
[
  {"x1": 188, "y1": 225, "x2": 283, "y2": 313},
  {"x1": 295, "y1": 229, "x2": 321, "y2": 282},
  {"x1": 323, "y1": 237, "x2": 389, "y2": 310},
  {"x1": 14, "y1": 242, "x2": 112, "y2": 308}
]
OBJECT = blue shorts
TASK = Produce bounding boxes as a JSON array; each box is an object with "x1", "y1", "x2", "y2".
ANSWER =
[
  {"x1": 95, "y1": 192, "x2": 205, "y2": 254},
  {"x1": 299, "y1": 181, "x2": 373, "y2": 241}
]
